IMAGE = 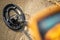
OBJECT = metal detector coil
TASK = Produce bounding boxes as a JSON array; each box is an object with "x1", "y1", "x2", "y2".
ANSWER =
[{"x1": 3, "y1": 4, "x2": 26, "y2": 30}]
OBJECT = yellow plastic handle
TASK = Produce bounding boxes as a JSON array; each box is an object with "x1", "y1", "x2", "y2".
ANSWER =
[{"x1": 28, "y1": 5, "x2": 60, "y2": 40}]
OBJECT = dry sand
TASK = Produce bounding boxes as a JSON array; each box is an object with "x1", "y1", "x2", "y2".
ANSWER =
[{"x1": 0, "y1": 0, "x2": 59, "y2": 40}]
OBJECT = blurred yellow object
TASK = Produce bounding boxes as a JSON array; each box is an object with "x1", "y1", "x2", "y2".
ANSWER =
[
  {"x1": 28, "y1": 4, "x2": 60, "y2": 40},
  {"x1": 45, "y1": 23, "x2": 60, "y2": 40}
]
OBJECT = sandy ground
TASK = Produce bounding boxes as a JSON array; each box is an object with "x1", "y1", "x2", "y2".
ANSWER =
[{"x1": 0, "y1": 0, "x2": 59, "y2": 40}]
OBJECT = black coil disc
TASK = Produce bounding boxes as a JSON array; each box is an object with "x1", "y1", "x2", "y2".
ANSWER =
[{"x1": 3, "y1": 4, "x2": 25, "y2": 30}]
